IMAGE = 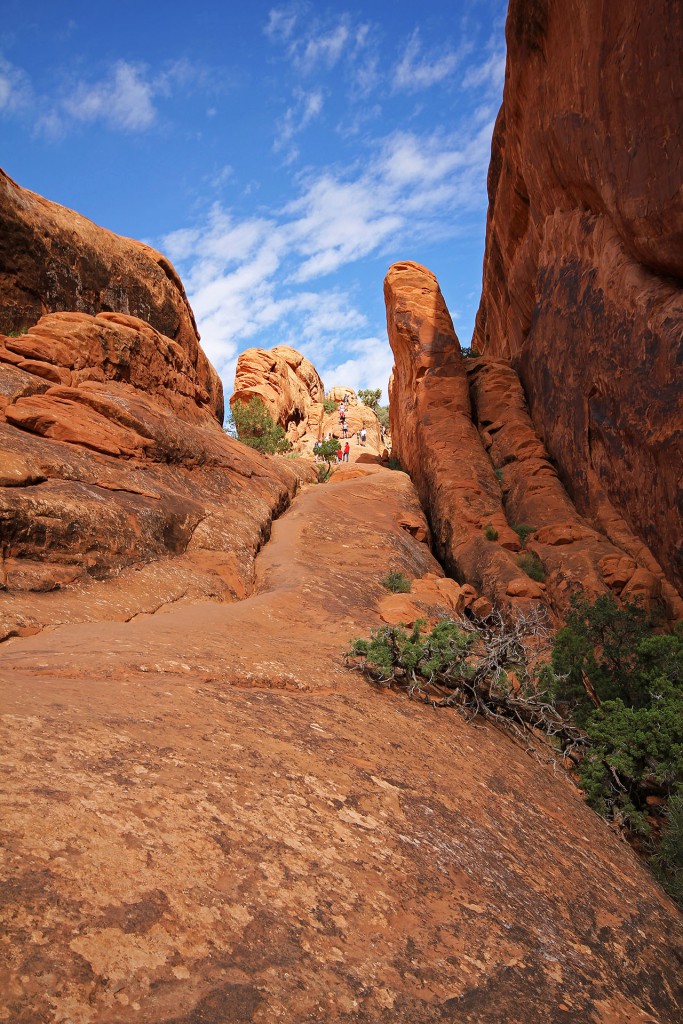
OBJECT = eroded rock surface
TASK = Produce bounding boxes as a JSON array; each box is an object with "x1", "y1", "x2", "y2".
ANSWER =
[
  {"x1": 0, "y1": 312, "x2": 313, "y2": 641},
  {"x1": 473, "y1": 0, "x2": 683, "y2": 595},
  {"x1": 2, "y1": 463, "x2": 682, "y2": 1023},
  {"x1": 386, "y1": 262, "x2": 542, "y2": 612},
  {"x1": 0, "y1": 169, "x2": 223, "y2": 418},
  {"x1": 467, "y1": 356, "x2": 683, "y2": 620},
  {"x1": 386, "y1": 260, "x2": 680, "y2": 622},
  {"x1": 231, "y1": 345, "x2": 324, "y2": 437}
]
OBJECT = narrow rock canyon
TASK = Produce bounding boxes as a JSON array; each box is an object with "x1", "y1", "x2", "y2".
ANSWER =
[{"x1": 1, "y1": 0, "x2": 682, "y2": 1019}]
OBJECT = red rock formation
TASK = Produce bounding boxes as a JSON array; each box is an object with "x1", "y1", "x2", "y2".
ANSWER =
[
  {"x1": 467, "y1": 356, "x2": 683, "y2": 620},
  {"x1": 320, "y1": 396, "x2": 383, "y2": 456},
  {"x1": 0, "y1": 168, "x2": 224, "y2": 422},
  {"x1": 230, "y1": 344, "x2": 324, "y2": 438},
  {"x1": 2, "y1": 461, "x2": 682, "y2": 1023},
  {"x1": 385, "y1": 261, "x2": 542, "y2": 611},
  {"x1": 385, "y1": 261, "x2": 681, "y2": 622},
  {"x1": 474, "y1": 0, "x2": 683, "y2": 597},
  {"x1": 0, "y1": 312, "x2": 313, "y2": 642}
]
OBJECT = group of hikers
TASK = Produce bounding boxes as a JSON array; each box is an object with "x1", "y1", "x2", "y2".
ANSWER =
[
  {"x1": 312, "y1": 426, "x2": 367, "y2": 463},
  {"x1": 312, "y1": 399, "x2": 368, "y2": 463}
]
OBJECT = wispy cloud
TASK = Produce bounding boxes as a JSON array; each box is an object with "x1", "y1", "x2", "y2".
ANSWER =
[
  {"x1": 162, "y1": 120, "x2": 493, "y2": 399},
  {"x1": 264, "y1": 4, "x2": 301, "y2": 43},
  {"x1": 274, "y1": 87, "x2": 324, "y2": 161},
  {"x1": 0, "y1": 55, "x2": 32, "y2": 114},
  {"x1": 297, "y1": 22, "x2": 350, "y2": 73},
  {"x1": 463, "y1": 49, "x2": 506, "y2": 91},
  {"x1": 62, "y1": 61, "x2": 157, "y2": 132},
  {"x1": 393, "y1": 30, "x2": 465, "y2": 92}
]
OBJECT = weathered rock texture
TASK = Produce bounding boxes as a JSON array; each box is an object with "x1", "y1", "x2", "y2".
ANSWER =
[
  {"x1": 473, "y1": 0, "x2": 683, "y2": 597},
  {"x1": 386, "y1": 261, "x2": 679, "y2": 621},
  {"x1": 386, "y1": 262, "x2": 546, "y2": 612},
  {"x1": 0, "y1": 312, "x2": 313, "y2": 642},
  {"x1": 231, "y1": 351, "x2": 385, "y2": 459},
  {"x1": 2, "y1": 462, "x2": 682, "y2": 1023},
  {"x1": 230, "y1": 345, "x2": 324, "y2": 438},
  {"x1": 467, "y1": 356, "x2": 683, "y2": 620},
  {"x1": 0, "y1": 168, "x2": 223, "y2": 422}
]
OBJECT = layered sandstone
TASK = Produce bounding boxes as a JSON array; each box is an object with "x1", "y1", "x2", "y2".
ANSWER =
[
  {"x1": 473, "y1": 0, "x2": 683, "y2": 596},
  {"x1": 2, "y1": 462, "x2": 682, "y2": 1022},
  {"x1": 385, "y1": 261, "x2": 678, "y2": 621},
  {"x1": 0, "y1": 312, "x2": 313, "y2": 642},
  {"x1": 467, "y1": 356, "x2": 683, "y2": 620},
  {"x1": 0, "y1": 168, "x2": 223, "y2": 421},
  {"x1": 230, "y1": 345, "x2": 324, "y2": 439},
  {"x1": 386, "y1": 261, "x2": 542, "y2": 611}
]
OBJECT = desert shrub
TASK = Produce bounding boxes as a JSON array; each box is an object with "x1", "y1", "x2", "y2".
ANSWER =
[
  {"x1": 314, "y1": 437, "x2": 341, "y2": 482},
  {"x1": 512, "y1": 523, "x2": 536, "y2": 547},
  {"x1": 548, "y1": 593, "x2": 683, "y2": 902},
  {"x1": 483, "y1": 523, "x2": 499, "y2": 541},
  {"x1": 550, "y1": 593, "x2": 661, "y2": 720},
  {"x1": 347, "y1": 608, "x2": 584, "y2": 753},
  {"x1": 358, "y1": 388, "x2": 381, "y2": 412},
  {"x1": 386, "y1": 456, "x2": 404, "y2": 471},
  {"x1": 517, "y1": 552, "x2": 545, "y2": 582},
  {"x1": 652, "y1": 790, "x2": 683, "y2": 905},
  {"x1": 322, "y1": 398, "x2": 337, "y2": 413},
  {"x1": 494, "y1": 467, "x2": 504, "y2": 484},
  {"x1": 230, "y1": 397, "x2": 291, "y2": 455},
  {"x1": 376, "y1": 406, "x2": 390, "y2": 431},
  {"x1": 381, "y1": 571, "x2": 412, "y2": 594},
  {"x1": 460, "y1": 347, "x2": 480, "y2": 358}
]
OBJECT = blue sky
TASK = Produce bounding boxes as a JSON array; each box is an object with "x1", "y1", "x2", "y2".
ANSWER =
[{"x1": 1, "y1": 0, "x2": 507, "y2": 405}]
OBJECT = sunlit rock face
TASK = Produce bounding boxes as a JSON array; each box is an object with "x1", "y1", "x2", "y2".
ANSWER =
[
  {"x1": 231, "y1": 345, "x2": 325, "y2": 436},
  {"x1": 473, "y1": 0, "x2": 683, "y2": 598},
  {"x1": 0, "y1": 178, "x2": 315, "y2": 642},
  {"x1": 385, "y1": 261, "x2": 680, "y2": 622},
  {"x1": 0, "y1": 167, "x2": 223, "y2": 423}
]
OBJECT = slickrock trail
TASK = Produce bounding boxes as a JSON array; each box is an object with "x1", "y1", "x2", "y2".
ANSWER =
[{"x1": 2, "y1": 465, "x2": 682, "y2": 1024}]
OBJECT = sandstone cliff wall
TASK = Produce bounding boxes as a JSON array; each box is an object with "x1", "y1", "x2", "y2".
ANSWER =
[
  {"x1": 0, "y1": 168, "x2": 223, "y2": 423},
  {"x1": 473, "y1": 0, "x2": 683, "y2": 595},
  {"x1": 0, "y1": 173, "x2": 316, "y2": 642},
  {"x1": 386, "y1": 261, "x2": 681, "y2": 621}
]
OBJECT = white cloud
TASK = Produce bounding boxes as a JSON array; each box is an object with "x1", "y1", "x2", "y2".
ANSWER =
[
  {"x1": 463, "y1": 50, "x2": 506, "y2": 91},
  {"x1": 162, "y1": 119, "x2": 493, "y2": 402},
  {"x1": 298, "y1": 23, "x2": 350, "y2": 73},
  {"x1": 319, "y1": 335, "x2": 395, "y2": 406},
  {"x1": 274, "y1": 87, "x2": 324, "y2": 159},
  {"x1": 393, "y1": 30, "x2": 464, "y2": 92},
  {"x1": 62, "y1": 61, "x2": 156, "y2": 131},
  {"x1": 264, "y1": 5, "x2": 300, "y2": 43},
  {"x1": 0, "y1": 55, "x2": 32, "y2": 114}
]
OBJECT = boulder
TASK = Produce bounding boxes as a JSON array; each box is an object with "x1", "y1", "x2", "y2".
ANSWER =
[
  {"x1": 230, "y1": 345, "x2": 324, "y2": 433},
  {"x1": 0, "y1": 168, "x2": 222, "y2": 421},
  {"x1": 473, "y1": 0, "x2": 683, "y2": 598}
]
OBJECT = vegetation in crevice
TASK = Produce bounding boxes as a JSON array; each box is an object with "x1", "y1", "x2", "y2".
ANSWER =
[
  {"x1": 517, "y1": 551, "x2": 545, "y2": 582},
  {"x1": 381, "y1": 571, "x2": 412, "y2": 594},
  {"x1": 228, "y1": 396, "x2": 291, "y2": 455},
  {"x1": 483, "y1": 522, "x2": 499, "y2": 541},
  {"x1": 348, "y1": 591, "x2": 683, "y2": 905}
]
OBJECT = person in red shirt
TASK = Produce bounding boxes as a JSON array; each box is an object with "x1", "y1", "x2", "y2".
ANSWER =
[
  {"x1": 336, "y1": 444, "x2": 343, "y2": 463},
  {"x1": 343, "y1": 442, "x2": 350, "y2": 462}
]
